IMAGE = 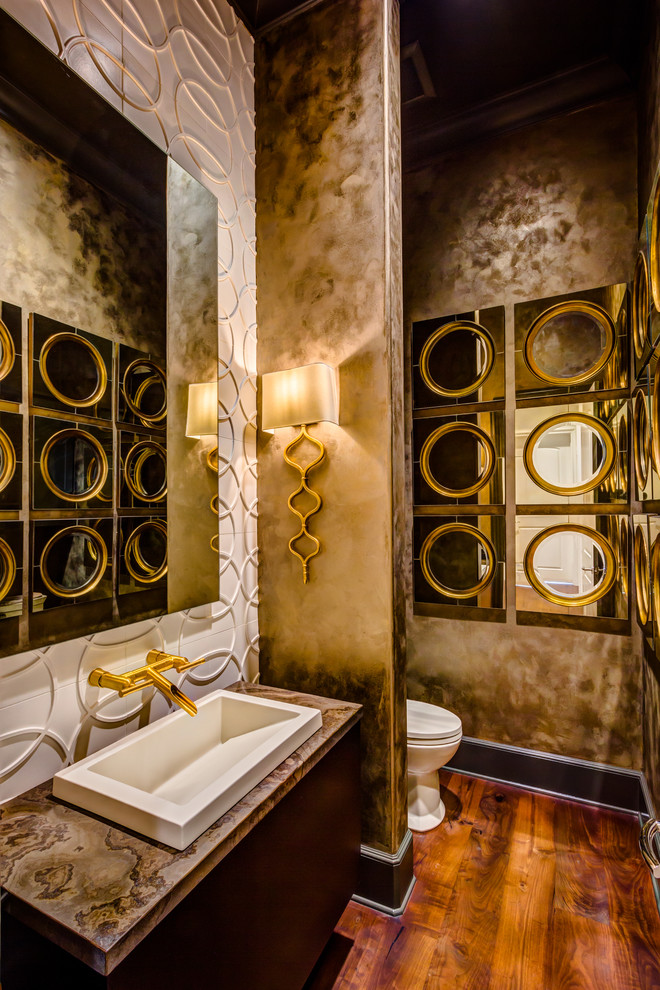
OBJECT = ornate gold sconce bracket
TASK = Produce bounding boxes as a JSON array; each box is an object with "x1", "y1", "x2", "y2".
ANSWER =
[{"x1": 283, "y1": 424, "x2": 325, "y2": 583}]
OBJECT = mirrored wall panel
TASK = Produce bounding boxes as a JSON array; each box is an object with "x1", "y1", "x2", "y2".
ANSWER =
[
  {"x1": 635, "y1": 515, "x2": 653, "y2": 642},
  {"x1": 31, "y1": 315, "x2": 113, "y2": 420},
  {"x1": 0, "y1": 522, "x2": 23, "y2": 623},
  {"x1": 515, "y1": 401, "x2": 628, "y2": 506},
  {"x1": 413, "y1": 514, "x2": 505, "y2": 611},
  {"x1": 119, "y1": 516, "x2": 167, "y2": 595},
  {"x1": 0, "y1": 301, "x2": 22, "y2": 404},
  {"x1": 118, "y1": 344, "x2": 167, "y2": 430},
  {"x1": 412, "y1": 306, "x2": 505, "y2": 408},
  {"x1": 516, "y1": 515, "x2": 627, "y2": 621},
  {"x1": 32, "y1": 417, "x2": 113, "y2": 510},
  {"x1": 119, "y1": 432, "x2": 167, "y2": 509},
  {"x1": 0, "y1": 410, "x2": 22, "y2": 511},
  {"x1": 413, "y1": 410, "x2": 504, "y2": 506},
  {"x1": 515, "y1": 283, "x2": 627, "y2": 398}
]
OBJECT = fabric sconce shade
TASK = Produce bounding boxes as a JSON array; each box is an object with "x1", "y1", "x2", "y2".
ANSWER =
[
  {"x1": 261, "y1": 363, "x2": 339, "y2": 432},
  {"x1": 185, "y1": 382, "x2": 217, "y2": 438}
]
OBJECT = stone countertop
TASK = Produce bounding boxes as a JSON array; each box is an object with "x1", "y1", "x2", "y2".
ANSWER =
[{"x1": 0, "y1": 683, "x2": 362, "y2": 976}]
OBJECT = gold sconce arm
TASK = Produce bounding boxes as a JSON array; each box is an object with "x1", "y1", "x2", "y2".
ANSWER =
[{"x1": 88, "y1": 649, "x2": 209, "y2": 717}]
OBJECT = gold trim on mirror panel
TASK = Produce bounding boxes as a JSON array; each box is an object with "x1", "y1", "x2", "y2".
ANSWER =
[
  {"x1": 522, "y1": 413, "x2": 616, "y2": 496},
  {"x1": 210, "y1": 494, "x2": 219, "y2": 515},
  {"x1": 40, "y1": 332, "x2": 107, "y2": 408},
  {"x1": 635, "y1": 524, "x2": 650, "y2": 625},
  {"x1": 652, "y1": 536, "x2": 660, "y2": 645},
  {"x1": 0, "y1": 318, "x2": 15, "y2": 382},
  {"x1": 0, "y1": 427, "x2": 16, "y2": 493},
  {"x1": 617, "y1": 414, "x2": 628, "y2": 495},
  {"x1": 206, "y1": 446, "x2": 218, "y2": 473},
  {"x1": 122, "y1": 359, "x2": 167, "y2": 424},
  {"x1": 0, "y1": 537, "x2": 16, "y2": 602},
  {"x1": 124, "y1": 520, "x2": 167, "y2": 583},
  {"x1": 419, "y1": 321, "x2": 495, "y2": 397},
  {"x1": 523, "y1": 524, "x2": 617, "y2": 607},
  {"x1": 633, "y1": 388, "x2": 651, "y2": 492},
  {"x1": 40, "y1": 428, "x2": 108, "y2": 503},
  {"x1": 523, "y1": 300, "x2": 615, "y2": 386},
  {"x1": 420, "y1": 522, "x2": 496, "y2": 599},
  {"x1": 633, "y1": 252, "x2": 649, "y2": 360},
  {"x1": 651, "y1": 179, "x2": 660, "y2": 312},
  {"x1": 40, "y1": 525, "x2": 108, "y2": 599},
  {"x1": 123, "y1": 440, "x2": 167, "y2": 502},
  {"x1": 210, "y1": 533, "x2": 219, "y2": 552},
  {"x1": 653, "y1": 362, "x2": 660, "y2": 477},
  {"x1": 619, "y1": 516, "x2": 629, "y2": 597},
  {"x1": 420, "y1": 422, "x2": 496, "y2": 497}
]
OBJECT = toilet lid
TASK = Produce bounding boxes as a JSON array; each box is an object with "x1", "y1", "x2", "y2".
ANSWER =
[{"x1": 407, "y1": 699, "x2": 462, "y2": 740}]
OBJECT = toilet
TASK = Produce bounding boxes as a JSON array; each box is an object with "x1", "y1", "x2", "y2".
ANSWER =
[{"x1": 407, "y1": 699, "x2": 462, "y2": 832}]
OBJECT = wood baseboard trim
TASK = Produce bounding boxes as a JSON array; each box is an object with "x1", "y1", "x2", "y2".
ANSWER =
[
  {"x1": 447, "y1": 736, "x2": 649, "y2": 816},
  {"x1": 353, "y1": 829, "x2": 415, "y2": 916}
]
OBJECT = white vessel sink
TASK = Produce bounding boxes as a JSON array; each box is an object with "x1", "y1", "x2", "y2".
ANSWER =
[{"x1": 53, "y1": 689, "x2": 322, "y2": 849}]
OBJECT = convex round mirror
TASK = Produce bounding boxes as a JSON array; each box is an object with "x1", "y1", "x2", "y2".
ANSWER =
[
  {"x1": 619, "y1": 516, "x2": 630, "y2": 597},
  {"x1": 421, "y1": 422, "x2": 496, "y2": 497},
  {"x1": 651, "y1": 181, "x2": 660, "y2": 313},
  {"x1": 125, "y1": 520, "x2": 167, "y2": 583},
  {"x1": 0, "y1": 318, "x2": 15, "y2": 381},
  {"x1": 0, "y1": 537, "x2": 16, "y2": 602},
  {"x1": 420, "y1": 321, "x2": 495, "y2": 397},
  {"x1": 633, "y1": 388, "x2": 651, "y2": 492},
  {"x1": 635, "y1": 524, "x2": 650, "y2": 625},
  {"x1": 633, "y1": 252, "x2": 650, "y2": 360},
  {"x1": 40, "y1": 332, "x2": 107, "y2": 407},
  {"x1": 123, "y1": 359, "x2": 166, "y2": 425},
  {"x1": 0, "y1": 427, "x2": 16, "y2": 493},
  {"x1": 40, "y1": 525, "x2": 108, "y2": 598},
  {"x1": 420, "y1": 522, "x2": 496, "y2": 598},
  {"x1": 523, "y1": 413, "x2": 616, "y2": 496},
  {"x1": 124, "y1": 441, "x2": 167, "y2": 502},
  {"x1": 523, "y1": 301, "x2": 615, "y2": 385},
  {"x1": 41, "y1": 429, "x2": 108, "y2": 502},
  {"x1": 523, "y1": 525, "x2": 616, "y2": 606}
]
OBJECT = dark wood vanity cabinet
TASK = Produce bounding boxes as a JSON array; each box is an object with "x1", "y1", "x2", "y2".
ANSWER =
[{"x1": 1, "y1": 723, "x2": 361, "y2": 990}]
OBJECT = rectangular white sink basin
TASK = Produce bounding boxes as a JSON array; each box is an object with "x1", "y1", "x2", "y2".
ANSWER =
[{"x1": 53, "y1": 689, "x2": 322, "y2": 849}]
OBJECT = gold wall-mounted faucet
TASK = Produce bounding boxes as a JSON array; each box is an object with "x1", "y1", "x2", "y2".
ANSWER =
[{"x1": 88, "y1": 649, "x2": 208, "y2": 716}]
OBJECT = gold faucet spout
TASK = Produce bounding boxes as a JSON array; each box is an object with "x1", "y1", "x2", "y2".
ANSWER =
[{"x1": 88, "y1": 649, "x2": 203, "y2": 716}]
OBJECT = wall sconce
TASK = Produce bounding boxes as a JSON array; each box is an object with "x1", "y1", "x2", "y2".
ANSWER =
[
  {"x1": 261, "y1": 363, "x2": 339, "y2": 583},
  {"x1": 185, "y1": 382, "x2": 218, "y2": 471}
]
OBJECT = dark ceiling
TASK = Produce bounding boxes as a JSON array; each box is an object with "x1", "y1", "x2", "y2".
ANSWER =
[
  {"x1": 401, "y1": 0, "x2": 645, "y2": 167},
  {"x1": 230, "y1": 0, "x2": 645, "y2": 167}
]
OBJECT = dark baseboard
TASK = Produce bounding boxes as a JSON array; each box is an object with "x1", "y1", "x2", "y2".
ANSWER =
[
  {"x1": 447, "y1": 735, "x2": 652, "y2": 817},
  {"x1": 353, "y1": 830, "x2": 415, "y2": 917}
]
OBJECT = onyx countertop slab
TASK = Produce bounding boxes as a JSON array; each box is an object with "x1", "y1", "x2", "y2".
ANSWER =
[{"x1": 0, "y1": 683, "x2": 362, "y2": 976}]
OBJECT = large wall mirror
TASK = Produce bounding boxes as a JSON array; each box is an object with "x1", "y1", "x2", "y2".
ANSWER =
[{"x1": 0, "y1": 10, "x2": 219, "y2": 656}]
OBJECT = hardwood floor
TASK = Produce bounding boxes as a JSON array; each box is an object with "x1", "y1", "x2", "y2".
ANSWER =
[{"x1": 306, "y1": 771, "x2": 660, "y2": 990}]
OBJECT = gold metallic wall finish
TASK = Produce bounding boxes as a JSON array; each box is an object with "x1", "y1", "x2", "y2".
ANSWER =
[
  {"x1": 404, "y1": 97, "x2": 641, "y2": 767},
  {"x1": 644, "y1": 658, "x2": 660, "y2": 811},
  {"x1": 408, "y1": 615, "x2": 642, "y2": 769},
  {"x1": 0, "y1": 0, "x2": 257, "y2": 802},
  {"x1": 256, "y1": 0, "x2": 407, "y2": 853}
]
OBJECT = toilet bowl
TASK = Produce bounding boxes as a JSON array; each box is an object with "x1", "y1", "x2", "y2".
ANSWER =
[{"x1": 407, "y1": 699, "x2": 462, "y2": 832}]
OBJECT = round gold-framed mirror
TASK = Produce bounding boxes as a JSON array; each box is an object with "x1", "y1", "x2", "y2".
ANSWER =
[
  {"x1": 420, "y1": 522, "x2": 496, "y2": 599},
  {"x1": 124, "y1": 520, "x2": 167, "y2": 583},
  {"x1": 523, "y1": 524, "x2": 617, "y2": 607},
  {"x1": 123, "y1": 440, "x2": 167, "y2": 502},
  {"x1": 122, "y1": 359, "x2": 166, "y2": 424},
  {"x1": 420, "y1": 422, "x2": 496, "y2": 497},
  {"x1": 635, "y1": 523, "x2": 650, "y2": 625},
  {"x1": 210, "y1": 494, "x2": 219, "y2": 515},
  {"x1": 40, "y1": 332, "x2": 107, "y2": 408},
  {"x1": 0, "y1": 537, "x2": 16, "y2": 602},
  {"x1": 633, "y1": 387, "x2": 651, "y2": 492},
  {"x1": 40, "y1": 525, "x2": 108, "y2": 599},
  {"x1": 206, "y1": 446, "x2": 219, "y2": 473},
  {"x1": 653, "y1": 362, "x2": 660, "y2": 477},
  {"x1": 652, "y1": 536, "x2": 660, "y2": 644},
  {"x1": 651, "y1": 179, "x2": 660, "y2": 312},
  {"x1": 210, "y1": 533, "x2": 219, "y2": 553},
  {"x1": 617, "y1": 414, "x2": 628, "y2": 495},
  {"x1": 40, "y1": 428, "x2": 108, "y2": 503},
  {"x1": 619, "y1": 515, "x2": 629, "y2": 597},
  {"x1": 633, "y1": 252, "x2": 649, "y2": 360},
  {"x1": 0, "y1": 427, "x2": 16, "y2": 494},
  {"x1": 522, "y1": 412, "x2": 616, "y2": 497},
  {"x1": 419, "y1": 321, "x2": 495, "y2": 397},
  {"x1": 0, "y1": 318, "x2": 16, "y2": 382},
  {"x1": 523, "y1": 301, "x2": 615, "y2": 386}
]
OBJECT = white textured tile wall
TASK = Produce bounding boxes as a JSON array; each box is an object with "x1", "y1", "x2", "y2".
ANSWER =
[{"x1": 0, "y1": 0, "x2": 257, "y2": 802}]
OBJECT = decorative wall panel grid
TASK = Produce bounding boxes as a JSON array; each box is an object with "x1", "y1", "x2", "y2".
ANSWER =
[{"x1": 0, "y1": 0, "x2": 257, "y2": 802}]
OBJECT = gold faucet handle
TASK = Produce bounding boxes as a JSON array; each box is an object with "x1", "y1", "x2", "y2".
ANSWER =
[{"x1": 145, "y1": 649, "x2": 207, "y2": 673}]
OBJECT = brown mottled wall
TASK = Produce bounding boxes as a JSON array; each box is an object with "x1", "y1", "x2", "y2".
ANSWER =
[
  {"x1": 255, "y1": 0, "x2": 407, "y2": 853},
  {"x1": 405, "y1": 98, "x2": 642, "y2": 769}
]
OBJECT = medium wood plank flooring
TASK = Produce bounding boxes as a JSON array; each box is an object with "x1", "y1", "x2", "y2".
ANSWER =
[{"x1": 307, "y1": 771, "x2": 660, "y2": 989}]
